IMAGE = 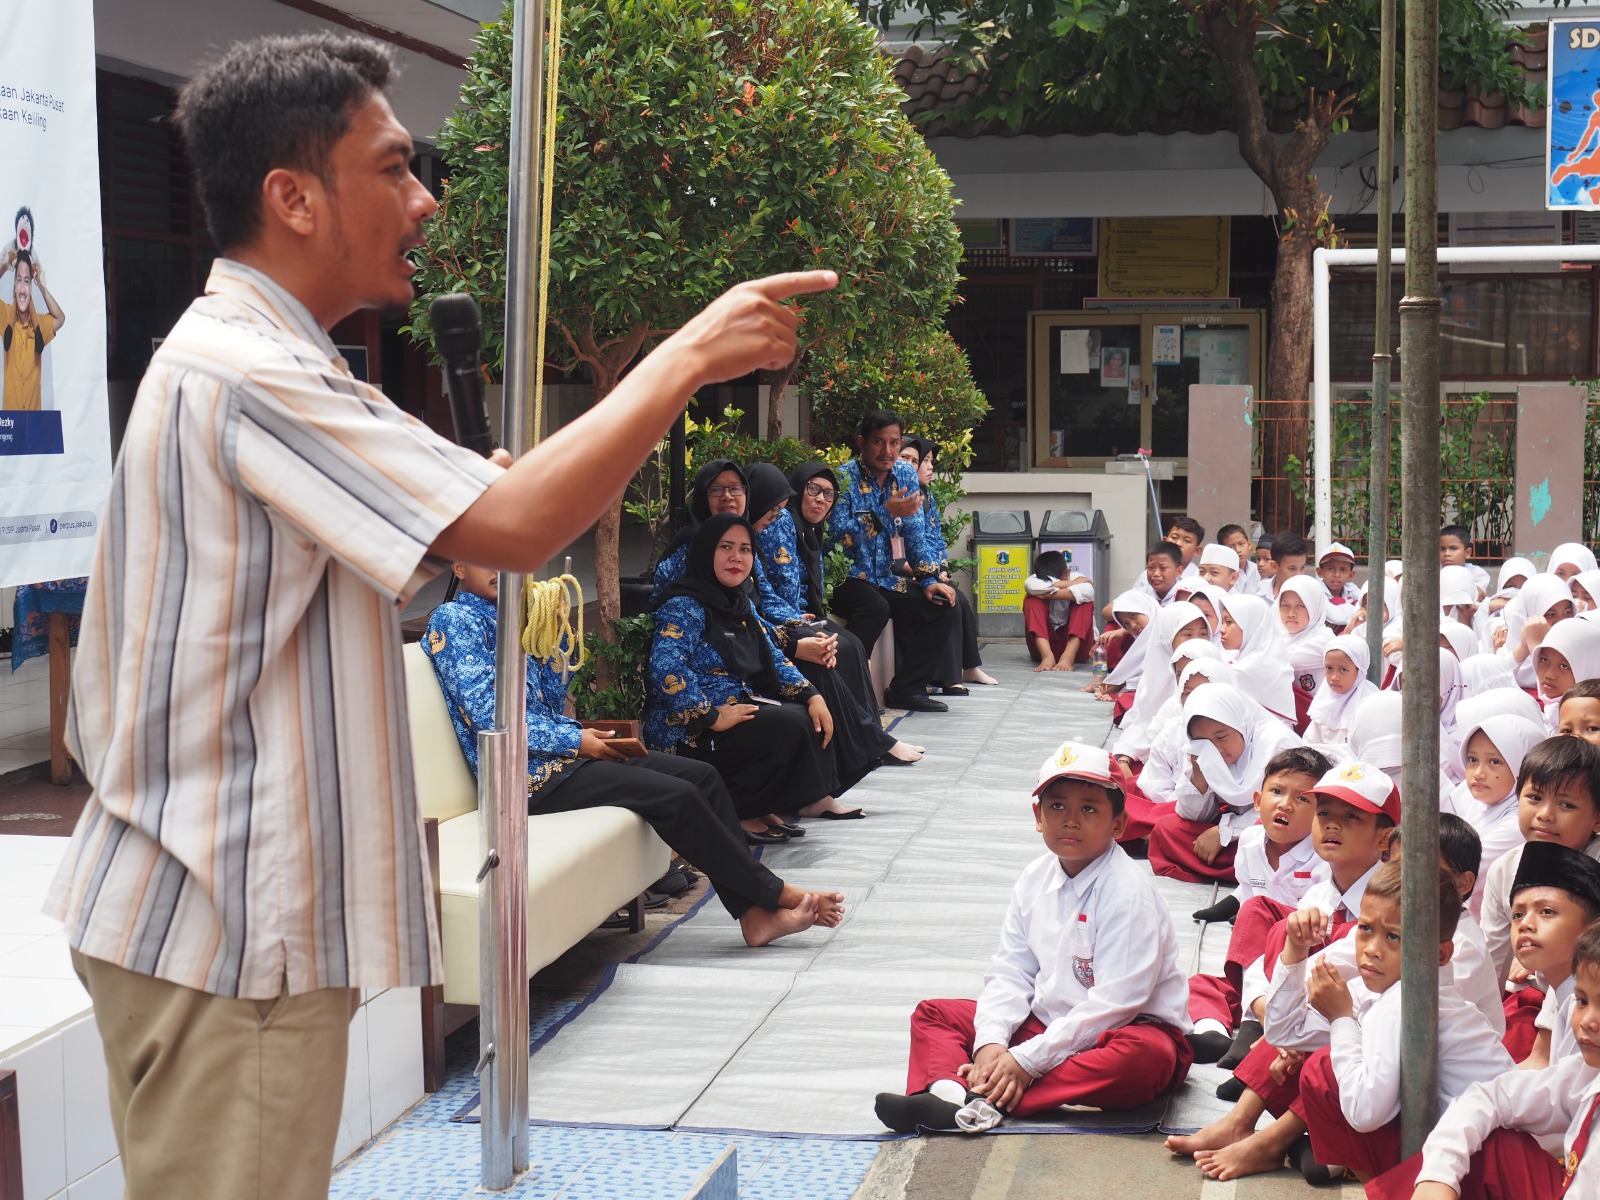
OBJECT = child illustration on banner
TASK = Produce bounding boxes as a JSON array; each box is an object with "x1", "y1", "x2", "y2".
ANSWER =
[{"x1": 2, "y1": 206, "x2": 66, "y2": 412}]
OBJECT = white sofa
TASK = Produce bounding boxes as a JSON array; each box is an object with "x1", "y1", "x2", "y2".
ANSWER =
[{"x1": 401, "y1": 643, "x2": 669, "y2": 1085}]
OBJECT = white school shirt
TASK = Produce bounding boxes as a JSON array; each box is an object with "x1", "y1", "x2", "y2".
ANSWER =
[
  {"x1": 1024, "y1": 574, "x2": 1094, "y2": 628},
  {"x1": 1230, "y1": 827, "x2": 1328, "y2": 907},
  {"x1": 971, "y1": 844, "x2": 1190, "y2": 1078},
  {"x1": 1136, "y1": 716, "x2": 1190, "y2": 805},
  {"x1": 1264, "y1": 957, "x2": 1513, "y2": 1131},
  {"x1": 1481, "y1": 839, "x2": 1600, "y2": 987},
  {"x1": 1173, "y1": 777, "x2": 1258, "y2": 849},
  {"x1": 1132, "y1": 560, "x2": 1198, "y2": 605},
  {"x1": 1240, "y1": 862, "x2": 1383, "y2": 1014},
  {"x1": 1416, "y1": 1053, "x2": 1600, "y2": 1193},
  {"x1": 1464, "y1": 561, "x2": 1492, "y2": 599},
  {"x1": 1535, "y1": 974, "x2": 1580, "y2": 1064},
  {"x1": 1441, "y1": 791, "x2": 1522, "y2": 919},
  {"x1": 1321, "y1": 581, "x2": 1362, "y2": 629}
]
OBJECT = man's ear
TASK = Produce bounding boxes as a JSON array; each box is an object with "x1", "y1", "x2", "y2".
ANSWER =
[
  {"x1": 451, "y1": 562, "x2": 467, "y2": 581},
  {"x1": 1438, "y1": 939, "x2": 1456, "y2": 968},
  {"x1": 1457, "y1": 871, "x2": 1477, "y2": 903},
  {"x1": 258, "y1": 166, "x2": 320, "y2": 239}
]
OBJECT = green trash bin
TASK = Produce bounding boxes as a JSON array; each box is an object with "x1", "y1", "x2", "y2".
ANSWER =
[{"x1": 969, "y1": 510, "x2": 1033, "y2": 637}]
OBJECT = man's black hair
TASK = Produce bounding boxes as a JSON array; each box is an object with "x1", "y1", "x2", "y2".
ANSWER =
[
  {"x1": 1217, "y1": 523, "x2": 1248, "y2": 544},
  {"x1": 1167, "y1": 516, "x2": 1205, "y2": 543},
  {"x1": 12, "y1": 249, "x2": 31, "y2": 275},
  {"x1": 1565, "y1": 679, "x2": 1600, "y2": 706},
  {"x1": 1396, "y1": 812, "x2": 1485, "y2": 883},
  {"x1": 1147, "y1": 541, "x2": 1182, "y2": 567},
  {"x1": 858, "y1": 409, "x2": 904, "y2": 440},
  {"x1": 1032, "y1": 550, "x2": 1067, "y2": 580},
  {"x1": 1272, "y1": 532, "x2": 1310, "y2": 562},
  {"x1": 1517, "y1": 736, "x2": 1600, "y2": 814},
  {"x1": 1440, "y1": 524, "x2": 1472, "y2": 544},
  {"x1": 1263, "y1": 745, "x2": 1330, "y2": 783},
  {"x1": 173, "y1": 33, "x2": 398, "y2": 251}
]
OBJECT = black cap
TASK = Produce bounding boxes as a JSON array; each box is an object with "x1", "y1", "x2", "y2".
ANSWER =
[{"x1": 1510, "y1": 841, "x2": 1600, "y2": 914}]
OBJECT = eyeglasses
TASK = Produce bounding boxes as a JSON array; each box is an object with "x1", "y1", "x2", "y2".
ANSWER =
[
  {"x1": 803, "y1": 483, "x2": 836, "y2": 502},
  {"x1": 707, "y1": 485, "x2": 746, "y2": 499}
]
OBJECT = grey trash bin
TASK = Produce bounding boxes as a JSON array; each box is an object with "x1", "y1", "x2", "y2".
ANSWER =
[
  {"x1": 968, "y1": 510, "x2": 1033, "y2": 637},
  {"x1": 1036, "y1": 510, "x2": 1112, "y2": 635}
]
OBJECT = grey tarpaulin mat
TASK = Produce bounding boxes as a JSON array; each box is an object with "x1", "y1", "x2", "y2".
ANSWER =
[{"x1": 499, "y1": 659, "x2": 1248, "y2": 1138}]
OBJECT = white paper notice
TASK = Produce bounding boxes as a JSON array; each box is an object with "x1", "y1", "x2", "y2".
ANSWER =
[
  {"x1": 1059, "y1": 329, "x2": 1091, "y2": 374},
  {"x1": 1127, "y1": 364, "x2": 1141, "y2": 406},
  {"x1": 1197, "y1": 330, "x2": 1248, "y2": 386},
  {"x1": 1152, "y1": 324, "x2": 1181, "y2": 365}
]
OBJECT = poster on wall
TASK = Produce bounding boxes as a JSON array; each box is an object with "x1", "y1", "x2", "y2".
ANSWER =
[
  {"x1": 1097, "y1": 217, "x2": 1230, "y2": 298},
  {"x1": 1548, "y1": 19, "x2": 1600, "y2": 209},
  {"x1": 0, "y1": 0, "x2": 110, "y2": 588}
]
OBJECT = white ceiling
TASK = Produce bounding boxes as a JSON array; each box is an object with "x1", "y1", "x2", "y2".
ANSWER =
[{"x1": 307, "y1": 0, "x2": 487, "y2": 57}]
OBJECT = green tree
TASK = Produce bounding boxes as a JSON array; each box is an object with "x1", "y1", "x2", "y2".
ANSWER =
[
  {"x1": 411, "y1": 0, "x2": 962, "y2": 632},
  {"x1": 868, "y1": 0, "x2": 1539, "y2": 529}
]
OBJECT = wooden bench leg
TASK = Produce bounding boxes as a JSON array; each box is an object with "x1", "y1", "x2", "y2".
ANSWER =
[
  {"x1": 626, "y1": 893, "x2": 646, "y2": 934},
  {"x1": 0, "y1": 1069, "x2": 22, "y2": 1200},
  {"x1": 420, "y1": 817, "x2": 446, "y2": 1093}
]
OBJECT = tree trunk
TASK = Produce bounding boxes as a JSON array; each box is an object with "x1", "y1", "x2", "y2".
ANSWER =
[
  {"x1": 763, "y1": 361, "x2": 797, "y2": 441},
  {"x1": 587, "y1": 373, "x2": 623, "y2": 640},
  {"x1": 1262, "y1": 207, "x2": 1319, "y2": 534}
]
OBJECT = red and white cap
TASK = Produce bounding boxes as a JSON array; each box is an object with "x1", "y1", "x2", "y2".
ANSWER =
[
  {"x1": 1319, "y1": 542, "x2": 1356, "y2": 565},
  {"x1": 1303, "y1": 760, "x2": 1401, "y2": 823},
  {"x1": 1033, "y1": 741, "x2": 1125, "y2": 798}
]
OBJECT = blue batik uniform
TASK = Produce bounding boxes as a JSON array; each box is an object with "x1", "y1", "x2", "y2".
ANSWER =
[
  {"x1": 655, "y1": 540, "x2": 807, "y2": 654},
  {"x1": 917, "y1": 501, "x2": 950, "y2": 572},
  {"x1": 827, "y1": 458, "x2": 943, "y2": 594},
  {"x1": 643, "y1": 594, "x2": 814, "y2": 752},
  {"x1": 755, "y1": 509, "x2": 810, "y2": 615},
  {"x1": 423, "y1": 590, "x2": 583, "y2": 793}
]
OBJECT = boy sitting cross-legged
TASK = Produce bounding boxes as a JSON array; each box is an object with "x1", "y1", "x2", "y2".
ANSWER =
[
  {"x1": 1366, "y1": 848, "x2": 1600, "y2": 1200},
  {"x1": 874, "y1": 741, "x2": 1192, "y2": 1134}
]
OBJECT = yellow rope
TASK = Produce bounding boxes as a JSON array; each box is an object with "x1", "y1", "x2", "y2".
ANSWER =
[
  {"x1": 530, "y1": 0, "x2": 562, "y2": 449},
  {"x1": 522, "y1": 573, "x2": 585, "y2": 670}
]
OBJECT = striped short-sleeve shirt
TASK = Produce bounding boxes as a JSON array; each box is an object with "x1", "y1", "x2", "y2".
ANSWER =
[{"x1": 45, "y1": 260, "x2": 501, "y2": 999}]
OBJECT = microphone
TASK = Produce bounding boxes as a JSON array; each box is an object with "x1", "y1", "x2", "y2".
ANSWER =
[{"x1": 430, "y1": 293, "x2": 494, "y2": 457}]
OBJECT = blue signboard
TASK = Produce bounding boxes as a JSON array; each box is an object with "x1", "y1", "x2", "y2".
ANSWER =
[
  {"x1": 1010, "y1": 218, "x2": 1097, "y2": 257},
  {"x1": 1548, "y1": 20, "x2": 1600, "y2": 208}
]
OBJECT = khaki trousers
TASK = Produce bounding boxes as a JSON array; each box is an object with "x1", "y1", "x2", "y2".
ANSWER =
[{"x1": 72, "y1": 950, "x2": 358, "y2": 1200}]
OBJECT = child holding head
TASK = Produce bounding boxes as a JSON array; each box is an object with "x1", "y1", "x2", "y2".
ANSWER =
[
  {"x1": 1119, "y1": 650, "x2": 1230, "y2": 844},
  {"x1": 875, "y1": 741, "x2": 1191, "y2": 1134},
  {"x1": 1023, "y1": 549, "x2": 1094, "y2": 673},
  {"x1": 1149, "y1": 683, "x2": 1307, "y2": 884},
  {"x1": 1112, "y1": 600, "x2": 1211, "y2": 769},
  {"x1": 1367, "y1": 850, "x2": 1600, "y2": 1200},
  {"x1": 1304, "y1": 634, "x2": 1380, "y2": 748},
  {"x1": 1446, "y1": 714, "x2": 1550, "y2": 916}
]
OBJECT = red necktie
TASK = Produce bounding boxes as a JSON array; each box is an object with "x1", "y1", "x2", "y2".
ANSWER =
[
  {"x1": 1333, "y1": 905, "x2": 1350, "y2": 925},
  {"x1": 1562, "y1": 1093, "x2": 1600, "y2": 1195}
]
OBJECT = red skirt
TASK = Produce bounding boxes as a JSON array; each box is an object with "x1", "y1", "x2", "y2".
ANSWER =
[
  {"x1": 1365, "y1": 1128, "x2": 1565, "y2": 1200},
  {"x1": 1148, "y1": 813, "x2": 1239, "y2": 884},
  {"x1": 1298, "y1": 1047, "x2": 1402, "y2": 1177},
  {"x1": 1233, "y1": 1035, "x2": 1305, "y2": 1118},
  {"x1": 1118, "y1": 769, "x2": 1174, "y2": 843}
]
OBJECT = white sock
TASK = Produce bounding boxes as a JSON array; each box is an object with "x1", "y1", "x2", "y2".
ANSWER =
[
  {"x1": 1193, "y1": 1018, "x2": 1230, "y2": 1037},
  {"x1": 928, "y1": 1078, "x2": 966, "y2": 1105}
]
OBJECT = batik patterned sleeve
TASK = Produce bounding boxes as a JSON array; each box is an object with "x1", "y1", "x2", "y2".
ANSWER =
[
  {"x1": 921, "y1": 503, "x2": 951, "y2": 569},
  {"x1": 753, "y1": 557, "x2": 804, "y2": 625},
  {"x1": 759, "y1": 617, "x2": 816, "y2": 701},
  {"x1": 893, "y1": 461, "x2": 943, "y2": 590},
  {"x1": 644, "y1": 597, "x2": 718, "y2": 750},
  {"x1": 756, "y1": 513, "x2": 809, "y2": 614},
  {"x1": 526, "y1": 654, "x2": 583, "y2": 766},
  {"x1": 825, "y1": 461, "x2": 874, "y2": 582},
  {"x1": 422, "y1": 603, "x2": 496, "y2": 776}
]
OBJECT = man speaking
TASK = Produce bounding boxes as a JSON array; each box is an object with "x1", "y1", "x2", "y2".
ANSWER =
[{"x1": 43, "y1": 31, "x2": 835, "y2": 1200}]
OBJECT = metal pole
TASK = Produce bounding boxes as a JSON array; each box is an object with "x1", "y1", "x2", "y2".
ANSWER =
[
  {"x1": 1399, "y1": 0, "x2": 1442, "y2": 1158},
  {"x1": 1365, "y1": 0, "x2": 1396, "y2": 684},
  {"x1": 478, "y1": 0, "x2": 548, "y2": 1186}
]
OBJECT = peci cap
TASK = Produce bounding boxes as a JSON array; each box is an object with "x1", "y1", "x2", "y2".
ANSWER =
[
  {"x1": 1033, "y1": 741, "x2": 1126, "y2": 799},
  {"x1": 1303, "y1": 759, "x2": 1402, "y2": 823},
  {"x1": 1199, "y1": 544, "x2": 1240, "y2": 569},
  {"x1": 1319, "y1": 542, "x2": 1356, "y2": 566},
  {"x1": 1510, "y1": 841, "x2": 1600, "y2": 914}
]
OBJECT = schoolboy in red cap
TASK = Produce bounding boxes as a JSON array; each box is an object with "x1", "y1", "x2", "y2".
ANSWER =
[{"x1": 874, "y1": 741, "x2": 1192, "y2": 1133}]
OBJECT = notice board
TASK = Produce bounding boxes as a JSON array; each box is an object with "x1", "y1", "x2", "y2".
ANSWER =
[{"x1": 1097, "y1": 217, "x2": 1231, "y2": 298}]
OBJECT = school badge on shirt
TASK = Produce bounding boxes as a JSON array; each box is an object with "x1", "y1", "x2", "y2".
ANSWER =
[{"x1": 1072, "y1": 912, "x2": 1095, "y2": 988}]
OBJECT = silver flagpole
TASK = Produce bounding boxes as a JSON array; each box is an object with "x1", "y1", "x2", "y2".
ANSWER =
[{"x1": 478, "y1": 0, "x2": 548, "y2": 1186}]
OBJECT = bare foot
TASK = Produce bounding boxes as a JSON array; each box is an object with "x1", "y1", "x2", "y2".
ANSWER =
[
  {"x1": 1034, "y1": 656, "x2": 1057, "y2": 673},
  {"x1": 1050, "y1": 660, "x2": 1076, "y2": 672},
  {"x1": 740, "y1": 895, "x2": 818, "y2": 946},
  {"x1": 964, "y1": 668, "x2": 1000, "y2": 685},
  {"x1": 1193, "y1": 1132, "x2": 1292, "y2": 1181},
  {"x1": 887, "y1": 741, "x2": 923, "y2": 762},
  {"x1": 812, "y1": 891, "x2": 846, "y2": 926},
  {"x1": 1163, "y1": 1112, "x2": 1256, "y2": 1156}
]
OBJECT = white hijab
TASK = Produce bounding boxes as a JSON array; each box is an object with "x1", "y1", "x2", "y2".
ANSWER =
[
  {"x1": 1104, "y1": 590, "x2": 1161, "y2": 687},
  {"x1": 1498, "y1": 557, "x2": 1536, "y2": 593},
  {"x1": 1454, "y1": 686, "x2": 1546, "y2": 733},
  {"x1": 1278, "y1": 575, "x2": 1334, "y2": 689},
  {"x1": 1183, "y1": 581, "x2": 1229, "y2": 645},
  {"x1": 1506, "y1": 573, "x2": 1578, "y2": 654},
  {"x1": 1536, "y1": 616, "x2": 1600, "y2": 729},
  {"x1": 1349, "y1": 692, "x2": 1405, "y2": 772},
  {"x1": 1179, "y1": 656, "x2": 1235, "y2": 693},
  {"x1": 1441, "y1": 619, "x2": 1476, "y2": 661},
  {"x1": 1453, "y1": 713, "x2": 1546, "y2": 800},
  {"x1": 1145, "y1": 640, "x2": 1226, "y2": 748},
  {"x1": 1183, "y1": 682, "x2": 1306, "y2": 811},
  {"x1": 1220, "y1": 592, "x2": 1296, "y2": 719},
  {"x1": 1115, "y1": 600, "x2": 1209, "y2": 758},
  {"x1": 1551, "y1": 543, "x2": 1599, "y2": 578},
  {"x1": 1460, "y1": 652, "x2": 1517, "y2": 696},
  {"x1": 1572, "y1": 569, "x2": 1600, "y2": 614},
  {"x1": 1306, "y1": 633, "x2": 1379, "y2": 740},
  {"x1": 1437, "y1": 648, "x2": 1466, "y2": 778}
]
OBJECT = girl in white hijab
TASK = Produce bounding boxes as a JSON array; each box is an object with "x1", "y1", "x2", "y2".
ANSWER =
[
  {"x1": 1137, "y1": 649, "x2": 1232, "y2": 806},
  {"x1": 1440, "y1": 620, "x2": 1477, "y2": 662},
  {"x1": 1476, "y1": 556, "x2": 1535, "y2": 652},
  {"x1": 1503, "y1": 573, "x2": 1577, "y2": 686},
  {"x1": 1459, "y1": 652, "x2": 1517, "y2": 697},
  {"x1": 1182, "y1": 581, "x2": 1228, "y2": 646},
  {"x1": 1277, "y1": 575, "x2": 1333, "y2": 692},
  {"x1": 1305, "y1": 633, "x2": 1379, "y2": 748},
  {"x1": 1454, "y1": 685, "x2": 1546, "y2": 734},
  {"x1": 1149, "y1": 683, "x2": 1306, "y2": 882},
  {"x1": 1113, "y1": 600, "x2": 1211, "y2": 764},
  {"x1": 1444, "y1": 712, "x2": 1549, "y2": 916},
  {"x1": 1219, "y1": 592, "x2": 1297, "y2": 721},
  {"x1": 1571, "y1": 569, "x2": 1600, "y2": 615},
  {"x1": 1348, "y1": 690, "x2": 1456, "y2": 801},
  {"x1": 1534, "y1": 616, "x2": 1600, "y2": 732},
  {"x1": 1550, "y1": 543, "x2": 1599, "y2": 581},
  {"x1": 1099, "y1": 590, "x2": 1160, "y2": 694}
]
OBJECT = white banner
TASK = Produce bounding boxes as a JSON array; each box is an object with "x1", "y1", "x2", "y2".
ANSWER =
[{"x1": 0, "y1": 0, "x2": 109, "y2": 588}]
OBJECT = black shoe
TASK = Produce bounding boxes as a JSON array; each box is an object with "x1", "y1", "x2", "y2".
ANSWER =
[
  {"x1": 1120, "y1": 838, "x2": 1149, "y2": 860},
  {"x1": 1217, "y1": 1019, "x2": 1262, "y2": 1070},
  {"x1": 938, "y1": 684, "x2": 971, "y2": 697},
  {"x1": 1215, "y1": 1075, "x2": 1246, "y2": 1102},
  {"x1": 1186, "y1": 1030, "x2": 1233, "y2": 1064},
  {"x1": 744, "y1": 828, "x2": 788, "y2": 846},
  {"x1": 1294, "y1": 1134, "x2": 1345, "y2": 1185},
  {"x1": 886, "y1": 691, "x2": 948, "y2": 713},
  {"x1": 874, "y1": 1090, "x2": 961, "y2": 1134},
  {"x1": 772, "y1": 822, "x2": 806, "y2": 837},
  {"x1": 878, "y1": 753, "x2": 918, "y2": 767},
  {"x1": 1192, "y1": 894, "x2": 1241, "y2": 924}
]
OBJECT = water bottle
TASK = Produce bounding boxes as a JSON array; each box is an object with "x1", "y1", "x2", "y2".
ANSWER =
[{"x1": 1092, "y1": 641, "x2": 1108, "y2": 683}]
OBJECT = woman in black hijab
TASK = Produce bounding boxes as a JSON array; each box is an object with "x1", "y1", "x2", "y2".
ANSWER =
[
  {"x1": 748, "y1": 462, "x2": 924, "y2": 787},
  {"x1": 645, "y1": 513, "x2": 856, "y2": 830}
]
